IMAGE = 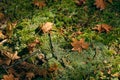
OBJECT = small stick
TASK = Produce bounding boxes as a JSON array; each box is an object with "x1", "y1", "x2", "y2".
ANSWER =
[{"x1": 48, "y1": 33, "x2": 57, "y2": 59}]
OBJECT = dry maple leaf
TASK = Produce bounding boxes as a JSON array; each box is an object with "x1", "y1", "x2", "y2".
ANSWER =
[
  {"x1": 41, "y1": 22, "x2": 53, "y2": 33},
  {"x1": 2, "y1": 74, "x2": 19, "y2": 80},
  {"x1": 26, "y1": 72, "x2": 35, "y2": 80},
  {"x1": 71, "y1": 38, "x2": 89, "y2": 53},
  {"x1": 75, "y1": 0, "x2": 86, "y2": 6},
  {"x1": 3, "y1": 51, "x2": 20, "y2": 65},
  {"x1": 92, "y1": 24, "x2": 112, "y2": 33},
  {"x1": 33, "y1": 0, "x2": 46, "y2": 8},
  {"x1": 94, "y1": 0, "x2": 106, "y2": 10}
]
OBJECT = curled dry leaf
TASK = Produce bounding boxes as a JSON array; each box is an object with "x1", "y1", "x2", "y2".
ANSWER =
[
  {"x1": 71, "y1": 38, "x2": 89, "y2": 53},
  {"x1": 75, "y1": 0, "x2": 86, "y2": 6},
  {"x1": 3, "y1": 51, "x2": 20, "y2": 65},
  {"x1": 2, "y1": 74, "x2": 19, "y2": 80},
  {"x1": 48, "y1": 63, "x2": 58, "y2": 73},
  {"x1": 94, "y1": 0, "x2": 106, "y2": 10},
  {"x1": 6, "y1": 21, "x2": 17, "y2": 38},
  {"x1": 71, "y1": 31, "x2": 83, "y2": 38},
  {"x1": 92, "y1": 24, "x2": 112, "y2": 33},
  {"x1": 28, "y1": 38, "x2": 40, "y2": 53},
  {"x1": 33, "y1": 0, "x2": 46, "y2": 8},
  {"x1": 41, "y1": 22, "x2": 53, "y2": 33},
  {"x1": 0, "y1": 30, "x2": 6, "y2": 39},
  {"x1": 26, "y1": 72, "x2": 35, "y2": 80},
  {"x1": 0, "y1": 12, "x2": 4, "y2": 20}
]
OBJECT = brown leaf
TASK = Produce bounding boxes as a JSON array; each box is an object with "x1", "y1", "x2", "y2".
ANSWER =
[
  {"x1": 0, "y1": 30, "x2": 6, "y2": 39},
  {"x1": 27, "y1": 38, "x2": 40, "y2": 53},
  {"x1": 111, "y1": 72, "x2": 120, "y2": 77},
  {"x1": 0, "y1": 12, "x2": 4, "y2": 20},
  {"x1": 26, "y1": 72, "x2": 35, "y2": 80},
  {"x1": 48, "y1": 63, "x2": 58, "y2": 73},
  {"x1": 71, "y1": 38, "x2": 89, "y2": 53},
  {"x1": 94, "y1": 0, "x2": 106, "y2": 10},
  {"x1": 3, "y1": 51, "x2": 20, "y2": 65},
  {"x1": 33, "y1": 0, "x2": 46, "y2": 8},
  {"x1": 2, "y1": 74, "x2": 19, "y2": 80},
  {"x1": 6, "y1": 21, "x2": 17, "y2": 38},
  {"x1": 92, "y1": 24, "x2": 112, "y2": 33},
  {"x1": 71, "y1": 31, "x2": 83, "y2": 38},
  {"x1": 75, "y1": 0, "x2": 86, "y2": 6},
  {"x1": 41, "y1": 22, "x2": 53, "y2": 33}
]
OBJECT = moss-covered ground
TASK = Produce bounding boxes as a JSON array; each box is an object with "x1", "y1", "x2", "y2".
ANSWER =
[{"x1": 0, "y1": 0, "x2": 120, "y2": 80}]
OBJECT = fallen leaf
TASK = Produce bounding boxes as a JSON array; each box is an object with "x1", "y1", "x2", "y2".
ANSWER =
[
  {"x1": 71, "y1": 38, "x2": 89, "y2": 53},
  {"x1": 6, "y1": 21, "x2": 17, "y2": 38},
  {"x1": 0, "y1": 30, "x2": 6, "y2": 39},
  {"x1": 2, "y1": 74, "x2": 19, "y2": 80},
  {"x1": 41, "y1": 22, "x2": 53, "y2": 33},
  {"x1": 92, "y1": 24, "x2": 112, "y2": 33},
  {"x1": 108, "y1": 0, "x2": 112, "y2": 3},
  {"x1": 71, "y1": 31, "x2": 83, "y2": 38},
  {"x1": 111, "y1": 72, "x2": 120, "y2": 77},
  {"x1": 26, "y1": 72, "x2": 35, "y2": 80},
  {"x1": 0, "y1": 12, "x2": 4, "y2": 20},
  {"x1": 3, "y1": 51, "x2": 20, "y2": 65},
  {"x1": 33, "y1": 0, "x2": 46, "y2": 8},
  {"x1": 94, "y1": 0, "x2": 106, "y2": 10},
  {"x1": 75, "y1": 0, "x2": 86, "y2": 6},
  {"x1": 28, "y1": 38, "x2": 40, "y2": 53},
  {"x1": 48, "y1": 63, "x2": 58, "y2": 73}
]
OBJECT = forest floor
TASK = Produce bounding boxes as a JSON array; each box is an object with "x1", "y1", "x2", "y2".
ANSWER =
[{"x1": 0, "y1": 0, "x2": 120, "y2": 80}]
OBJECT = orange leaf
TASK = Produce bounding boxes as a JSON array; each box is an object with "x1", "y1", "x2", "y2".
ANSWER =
[
  {"x1": 92, "y1": 24, "x2": 112, "y2": 33},
  {"x1": 0, "y1": 30, "x2": 6, "y2": 39},
  {"x1": 27, "y1": 38, "x2": 40, "y2": 53},
  {"x1": 41, "y1": 22, "x2": 53, "y2": 33},
  {"x1": 33, "y1": 0, "x2": 46, "y2": 8},
  {"x1": 3, "y1": 51, "x2": 20, "y2": 65},
  {"x1": 0, "y1": 12, "x2": 4, "y2": 20},
  {"x1": 94, "y1": 0, "x2": 106, "y2": 10},
  {"x1": 2, "y1": 74, "x2": 19, "y2": 80},
  {"x1": 26, "y1": 72, "x2": 35, "y2": 80},
  {"x1": 71, "y1": 38, "x2": 89, "y2": 53}
]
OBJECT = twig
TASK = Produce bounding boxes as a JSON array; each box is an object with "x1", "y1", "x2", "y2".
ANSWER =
[
  {"x1": 0, "y1": 39, "x2": 8, "y2": 45},
  {"x1": 48, "y1": 33, "x2": 57, "y2": 59},
  {"x1": 5, "y1": 49, "x2": 41, "y2": 69}
]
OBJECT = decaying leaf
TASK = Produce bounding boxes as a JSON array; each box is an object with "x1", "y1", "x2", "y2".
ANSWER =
[
  {"x1": 0, "y1": 30, "x2": 6, "y2": 39},
  {"x1": 0, "y1": 12, "x2": 4, "y2": 20},
  {"x1": 71, "y1": 31, "x2": 83, "y2": 38},
  {"x1": 111, "y1": 72, "x2": 120, "y2": 77},
  {"x1": 5, "y1": 21, "x2": 17, "y2": 38},
  {"x1": 94, "y1": 0, "x2": 106, "y2": 10},
  {"x1": 92, "y1": 24, "x2": 112, "y2": 33},
  {"x1": 71, "y1": 38, "x2": 89, "y2": 53},
  {"x1": 3, "y1": 51, "x2": 20, "y2": 65},
  {"x1": 48, "y1": 63, "x2": 58, "y2": 73},
  {"x1": 41, "y1": 22, "x2": 53, "y2": 33},
  {"x1": 108, "y1": 0, "x2": 113, "y2": 3},
  {"x1": 33, "y1": 0, "x2": 46, "y2": 8},
  {"x1": 2, "y1": 74, "x2": 19, "y2": 80},
  {"x1": 27, "y1": 38, "x2": 40, "y2": 53},
  {"x1": 75, "y1": 0, "x2": 86, "y2": 6},
  {"x1": 26, "y1": 72, "x2": 35, "y2": 80}
]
